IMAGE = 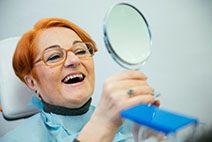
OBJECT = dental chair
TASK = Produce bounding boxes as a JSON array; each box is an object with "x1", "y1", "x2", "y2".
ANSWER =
[{"x1": 0, "y1": 37, "x2": 39, "y2": 136}]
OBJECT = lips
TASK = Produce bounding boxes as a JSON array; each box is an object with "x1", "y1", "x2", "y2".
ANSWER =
[{"x1": 62, "y1": 72, "x2": 85, "y2": 84}]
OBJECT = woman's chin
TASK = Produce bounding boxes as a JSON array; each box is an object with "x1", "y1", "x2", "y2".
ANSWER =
[{"x1": 63, "y1": 94, "x2": 91, "y2": 108}]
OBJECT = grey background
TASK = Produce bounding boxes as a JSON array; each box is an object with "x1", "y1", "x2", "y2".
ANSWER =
[{"x1": 0, "y1": 0, "x2": 212, "y2": 136}]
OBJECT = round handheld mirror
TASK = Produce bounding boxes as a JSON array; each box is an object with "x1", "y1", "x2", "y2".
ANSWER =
[{"x1": 103, "y1": 3, "x2": 152, "y2": 70}]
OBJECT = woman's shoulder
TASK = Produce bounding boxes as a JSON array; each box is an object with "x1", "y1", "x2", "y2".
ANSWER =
[{"x1": 0, "y1": 113, "x2": 49, "y2": 142}]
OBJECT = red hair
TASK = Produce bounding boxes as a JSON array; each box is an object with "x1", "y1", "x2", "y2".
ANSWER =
[{"x1": 13, "y1": 18, "x2": 97, "y2": 83}]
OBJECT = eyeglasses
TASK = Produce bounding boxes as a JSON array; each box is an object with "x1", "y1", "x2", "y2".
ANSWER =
[{"x1": 34, "y1": 41, "x2": 95, "y2": 67}]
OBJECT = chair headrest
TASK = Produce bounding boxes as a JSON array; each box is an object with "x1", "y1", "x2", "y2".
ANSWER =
[{"x1": 0, "y1": 37, "x2": 39, "y2": 120}]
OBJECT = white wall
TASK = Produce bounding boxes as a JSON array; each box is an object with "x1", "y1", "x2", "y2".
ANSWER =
[{"x1": 0, "y1": 0, "x2": 212, "y2": 134}]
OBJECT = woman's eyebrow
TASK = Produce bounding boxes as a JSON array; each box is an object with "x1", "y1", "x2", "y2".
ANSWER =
[
  {"x1": 44, "y1": 44, "x2": 61, "y2": 51},
  {"x1": 73, "y1": 40, "x2": 83, "y2": 45}
]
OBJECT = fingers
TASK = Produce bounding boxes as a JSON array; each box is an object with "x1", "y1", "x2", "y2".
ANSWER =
[
  {"x1": 102, "y1": 70, "x2": 156, "y2": 105},
  {"x1": 103, "y1": 71, "x2": 151, "y2": 98},
  {"x1": 116, "y1": 80, "x2": 149, "y2": 88},
  {"x1": 127, "y1": 86, "x2": 154, "y2": 97},
  {"x1": 104, "y1": 86, "x2": 154, "y2": 104},
  {"x1": 105, "y1": 80, "x2": 150, "y2": 93},
  {"x1": 98, "y1": 70, "x2": 160, "y2": 128},
  {"x1": 152, "y1": 100, "x2": 160, "y2": 107},
  {"x1": 121, "y1": 95, "x2": 155, "y2": 110},
  {"x1": 106, "y1": 70, "x2": 147, "y2": 83}
]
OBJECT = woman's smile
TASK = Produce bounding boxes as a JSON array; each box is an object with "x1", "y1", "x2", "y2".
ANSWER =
[{"x1": 62, "y1": 72, "x2": 85, "y2": 85}]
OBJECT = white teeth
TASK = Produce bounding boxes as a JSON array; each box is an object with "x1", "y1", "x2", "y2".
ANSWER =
[{"x1": 64, "y1": 74, "x2": 83, "y2": 83}]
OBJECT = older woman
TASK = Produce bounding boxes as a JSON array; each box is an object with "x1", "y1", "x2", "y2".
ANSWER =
[{"x1": 0, "y1": 18, "x2": 157, "y2": 142}]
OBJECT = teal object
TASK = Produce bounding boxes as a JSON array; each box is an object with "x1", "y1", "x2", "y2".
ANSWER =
[{"x1": 121, "y1": 104, "x2": 198, "y2": 135}]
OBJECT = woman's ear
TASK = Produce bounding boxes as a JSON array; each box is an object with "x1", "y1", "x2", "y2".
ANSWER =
[{"x1": 24, "y1": 75, "x2": 37, "y2": 91}]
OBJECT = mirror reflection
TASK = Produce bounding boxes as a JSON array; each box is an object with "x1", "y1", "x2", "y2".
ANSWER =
[{"x1": 104, "y1": 3, "x2": 152, "y2": 70}]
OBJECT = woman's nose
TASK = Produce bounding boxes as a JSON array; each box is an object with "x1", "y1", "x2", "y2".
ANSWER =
[{"x1": 63, "y1": 52, "x2": 80, "y2": 68}]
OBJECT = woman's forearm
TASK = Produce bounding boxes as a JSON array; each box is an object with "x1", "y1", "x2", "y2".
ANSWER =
[{"x1": 77, "y1": 118, "x2": 118, "y2": 142}]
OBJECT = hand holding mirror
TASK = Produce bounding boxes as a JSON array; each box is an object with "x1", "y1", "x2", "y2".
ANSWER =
[{"x1": 103, "y1": 3, "x2": 199, "y2": 142}]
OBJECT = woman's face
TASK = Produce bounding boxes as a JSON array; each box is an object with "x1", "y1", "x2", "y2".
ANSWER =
[{"x1": 31, "y1": 27, "x2": 95, "y2": 108}]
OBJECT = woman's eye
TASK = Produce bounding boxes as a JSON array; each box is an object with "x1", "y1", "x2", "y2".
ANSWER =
[
  {"x1": 74, "y1": 49, "x2": 87, "y2": 55},
  {"x1": 47, "y1": 53, "x2": 62, "y2": 62}
]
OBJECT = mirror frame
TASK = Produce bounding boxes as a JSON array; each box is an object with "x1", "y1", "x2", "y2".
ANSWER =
[{"x1": 103, "y1": 3, "x2": 152, "y2": 70}]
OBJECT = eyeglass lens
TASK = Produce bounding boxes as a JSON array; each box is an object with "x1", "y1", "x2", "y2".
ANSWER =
[{"x1": 43, "y1": 42, "x2": 94, "y2": 66}]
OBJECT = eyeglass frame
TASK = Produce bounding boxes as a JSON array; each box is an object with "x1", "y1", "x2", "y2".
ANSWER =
[{"x1": 33, "y1": 40, "x2": 95, "y2": 67}]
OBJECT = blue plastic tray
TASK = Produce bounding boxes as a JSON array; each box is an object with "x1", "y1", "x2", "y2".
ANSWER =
[{"x1": 121, "y1": 104, "x2": 198, "y2": 134}]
